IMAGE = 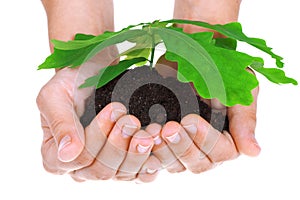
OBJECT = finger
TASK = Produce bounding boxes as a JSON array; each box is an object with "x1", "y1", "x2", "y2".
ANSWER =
[
  {"x1": 74, "y1": 115, "x2": 140, "y2": 180},
  {"x1": 181, "y1": 114, "x2": 239, "y2": 163},
  {"x1": 211, "y1": 98, "x2": 226, "y2": 110},
  {"x1": 82, "y1": 102, "x2": 127, "y2": 159},
  {"x1": 200, "y1": 98, "x2": 226, "y2": 110},
  {"x1": 37, "y1": 83, "x2": 84, "y2": 162},
  {"x1": 41, "y1": 102, "x2": 127, "y2": 173},
  {"x1": 161, "y1": 121, "x2": 213, "y2": 174},
  {"x1": 69, "y1": 172, "x2": 85, "y2": 182},
  {"x1": 146, "y1": 123, "x2": 186, "y2": 173},
  {"x1": 136, "y1": 155, "x2": 161, "y2": 183},
  {"x1": 228, "y1": 86, "x2": 261, "y2": 157},
  {"x1": 155, "y1": 56, "x2": 178, "y2": 78},
  {"x1": 115, "y1": 130, "x2": 153, "y2": 181},
  {"x1": 40, "y1": 115, "x2": 66, "y2": 174}
]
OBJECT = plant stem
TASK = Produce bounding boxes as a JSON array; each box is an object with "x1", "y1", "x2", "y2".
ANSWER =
[{"x1": 149, "y1": 33, "x2": 155, "y2": 68}]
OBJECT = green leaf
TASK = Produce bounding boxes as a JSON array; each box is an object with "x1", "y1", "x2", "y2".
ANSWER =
[
  {"x1": 52, "y1": 31, "x2": 118, "y2": 50},
  {"x1": 121, "y1": 34, "x2": 152, "y2": 66},
  {"x1": 52, "y1": 22, "x2": 152, "y2": 50},
  {"x1": 79, "y1": 57, "x2": 147, "y2": 89},
  {"x1": 38, "y1": 29, "x2": 147, "y2": 69},
  {"x1": 123, "y1": 48, "x2": 151, "y2": 66},
  {"x1": 163, "y1": 19, "x2": 284, "y2": 68},
  {"x1": 38, "y1": 19, "x2": 297, "y2": 107},
  {"x1": 251, "y1": 60, "x2": 298, "y2": 85},
  {"x1": 74, "y1": 33, "x2": 95, "y2": 40},
  {"x1": 214, "y1": 38, "x2": 237, "y2": 50},
  {"x1": 38, "y1": 44, "x2": 99, "y2": 69},
  {"x1": 38, "y1": 24, "x2": 96, "y2": 69},
  {"x1": 154, "y1": 28, "x2": 258, "y2": 106}
]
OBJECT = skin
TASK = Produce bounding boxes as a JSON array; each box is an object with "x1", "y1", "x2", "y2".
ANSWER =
[
  {"x1": 174, "y1": 0, "x2": 260, "y2": 157},
  {"x1": 37, "y1": 0, "x2": 260, "y2": 182}
]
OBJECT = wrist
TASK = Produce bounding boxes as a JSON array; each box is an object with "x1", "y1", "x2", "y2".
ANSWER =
[
  {"x1": 173, "y1": 0, "x2": 241, "y2": 37},
  {"x1": 42, "y1": 0, "x2": 114, "y2": 51}
]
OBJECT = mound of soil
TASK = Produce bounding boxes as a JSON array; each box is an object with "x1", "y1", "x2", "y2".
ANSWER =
[{"x1": 80, "y1": 66, "x2": 229, "y2": 132}]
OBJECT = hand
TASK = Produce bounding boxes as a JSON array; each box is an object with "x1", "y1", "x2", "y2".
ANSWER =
[
  {"x1": 37, "y1": 59, "x2": 161, "y2": 183},
  {"x1": 150, "y1": 57, "x2": 260, "y2": 174},
  {"x1": 38, "y1": 0, "x2": 162, "y2": 183}
]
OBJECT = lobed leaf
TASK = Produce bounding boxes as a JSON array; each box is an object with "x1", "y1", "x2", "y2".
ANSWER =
[
  {"x1": 153, "y1": 28, "x2": 258, "y2": 106},
  {"x1": 163, "y1": 19, "x2": 284, "y2": 68},
  {"x1": 251, "y1": 60, "x2": 298, "y2": 85},
  {"x1": 214, "y1": 38, "x2": 237, "y2": 50},
  {"x1": 38, "y1": 19, "x2": 297, "y2": 107}
]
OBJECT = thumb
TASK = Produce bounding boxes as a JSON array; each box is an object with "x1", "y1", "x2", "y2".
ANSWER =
[
  {"x1": 38, "y1": 87, "x2": 85, "y2": 162},
  {"x1": 228, "y1": 87, "x2": 261, "y2": 157},
  {"x1": 155, "y1": 55, "x2": 178, "y2": 78}
]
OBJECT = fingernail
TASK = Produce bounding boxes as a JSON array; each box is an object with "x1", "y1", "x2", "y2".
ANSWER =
[
  {"x1": 146, "y1": 168, "x2": 157, "y2": 174},
  {"x1": 166, "y1": 132, "x2": 180, "y2": 144},
  {"x1": 183, "y1": 124, "x2": 197, "y2": 135},
  {"x1": 153, "y1": 135, "x2": 162, "y2": 145},
  {"x1": 137, "y1": 144, "x2": 152, "y2": 153},
  {"x1": 122, "y1": 124, "x2": 138, "y2": 138},
  {"x1": 58, "y1": 135, "x2": 71, "y2": 152},
  {"x1": 111, "y1": 109, "x2": 127, "y2": 121}
]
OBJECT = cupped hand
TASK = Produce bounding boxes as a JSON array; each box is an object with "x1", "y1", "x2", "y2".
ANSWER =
[
  {"x1": 36, "y1": 60, "x2": 161, "y2": 183},
  {"x1": 150, "y1": 56, "x2": 260, "y2": 174}
]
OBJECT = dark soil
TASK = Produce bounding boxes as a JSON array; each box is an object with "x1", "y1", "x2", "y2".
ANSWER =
[{"x1": 80, "y1": 66, "x2": 229, "y2": 132}]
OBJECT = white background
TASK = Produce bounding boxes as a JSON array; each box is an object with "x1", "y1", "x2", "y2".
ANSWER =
[{"x1": 1, "y1": 0, "x2": 299, "y2": 199}]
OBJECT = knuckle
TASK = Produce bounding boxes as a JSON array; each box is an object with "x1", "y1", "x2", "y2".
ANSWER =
[
  {"x1": 209, "y1": 147, "x2": 238, "y2": 163},
  {"x1": 189, "y1": 166, "x2": 203, "y2": 174},
  {"x1": 136, "y1": 178, "x2": 150, "y2": 183},
  {"x1": 48, "y1": 118, "x2": 67, "y2": 136},
  {"x1": 58, "y1": 150, "x2": 97, "y2": 171},
  {"x1": 36, "y1": 85, "x2": 49, "y2": 109},
  {"x1": 42, "y1": 161, "x2": 65, "y2": 175},
  {"x1": 137, "y1": 175, "x2": 157, "y2": 183},
  {"x1": 93, "y1": 174, "x2": 113, "y2": 180},
  {"x1": 94, "y1": 171, "x2": 115, "y2": 180},
  {"x1": 40, "y1": 141, "x2": 48, "y2": 157},
  {"x1": 187, "y1": 158, "x2": 212, "y2": 174},
  {"x1": 216, "y1": 154, "x2": 233, "y2": 162},
  {"x1": 194, "y1": 129, "x2": 206, "y2": 144},
  {"x1": 167, "y1": 166, "x2": 186, "y2": 173},
  {"x1": 115, "y1": 174, "x2": 136, "y2": 181},
  {"x1": 189, "y1": 164, "x2": 211, "y2": 174},
  {"x1": 178, "y1": 145, "x2": 194, "y2": 160},
  {"x1": 70, "y1": 174, "x2": 85, "y2": 182},
  {"x1": 87, "y1": 163, "x2": 116, "y2": 180},
  {"x1": 74, "y1": 151, "x2": 95, "y2": 168},
  {"x1": 40, "y1": 142, "x2": 64, "y2": 175},
  {"x1": 166, "y1": 162, "x2": 186, "y2": 173},
  {"x1": 227, "y1": 146, "x2": 239, "y2": 160}
]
